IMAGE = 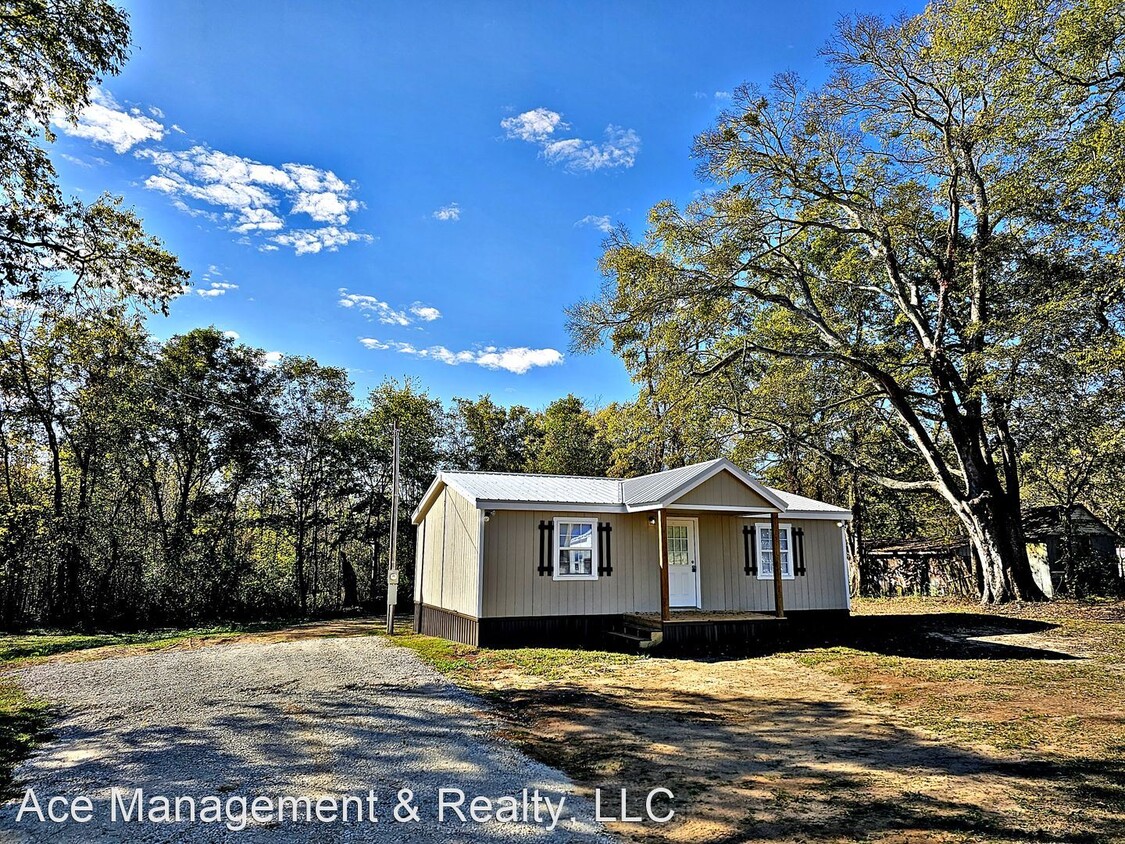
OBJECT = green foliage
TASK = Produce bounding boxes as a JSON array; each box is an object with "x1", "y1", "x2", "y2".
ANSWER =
[
  {"x1": 447, "y1": 394, "x2": 536, "y2": 472},
  {"x1": 0, "y1": 677, "x2": 48, "y2": 800},
  {"x1": 570, "y1": 0, "x2": 1125, "y2": 602},
  {"x1": 0, "y1": 292, "x2": 451, "y2": 626},
  {"x1": 1, "y1": 0, "x2": 186, "y2": 306},
  {"x1": 526, "y1": 394, "x2": 610, "y2": 476}
]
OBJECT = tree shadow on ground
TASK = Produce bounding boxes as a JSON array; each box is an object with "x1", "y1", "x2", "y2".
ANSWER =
[
  {"x1": 0, "y1": 679, "x2": 605, "y2": 842},
  {"x1": 654, "y1": 613, "x2": 1083, "y2": 661},
  {"x1": 803, "y1": 612, "x2": 1081, "y2": 660},
  {"x1": 494, "y1": 683, "x2": 1124, "y2": 844}
]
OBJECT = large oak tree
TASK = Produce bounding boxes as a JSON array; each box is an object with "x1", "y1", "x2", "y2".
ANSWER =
[{"x1": 570, "y1": 0, "x2": 1125, "y2": 602}]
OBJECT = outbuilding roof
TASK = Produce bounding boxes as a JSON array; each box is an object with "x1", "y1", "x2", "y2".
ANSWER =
[{"x1": 412, "y1": 458, "x2": 852, "y2": 524}]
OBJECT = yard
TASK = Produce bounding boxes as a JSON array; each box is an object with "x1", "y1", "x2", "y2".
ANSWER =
[
  {"x1": 2, "y1": 601, "x2": 1121, "y2": 842},
  {"x1": 394, "y1": 598, "x2": 1125, "y2": 844}
]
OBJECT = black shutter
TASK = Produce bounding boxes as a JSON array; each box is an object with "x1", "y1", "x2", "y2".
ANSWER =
[
  {"x1": 597, "y1": 523, "x2": 613, "y2": 576},
  {"x1": 794, "y1": 527, "x2": 806, "y2": 576},
  {"x1": 538, "y1": 520, "x2": 554, "y2": 576},
  {"x1": 743, "y1": 525, "x2": 757, "y2": 575}
]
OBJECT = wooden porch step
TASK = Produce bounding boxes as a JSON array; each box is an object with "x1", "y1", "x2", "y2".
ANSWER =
[
  {"x1": 621, "y1": 613, "x2": 663, "y2": 632},
  {"x1": 607, "y1": 628, "x2": 664, "y2": 650}
]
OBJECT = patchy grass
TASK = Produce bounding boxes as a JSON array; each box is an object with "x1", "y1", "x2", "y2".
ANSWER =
[
  {"x1": 800, "y1": 598, "x2": 1125, "y2": 756},
  {"x1": 385, "y1": 601, "x2": 1125, "y2": 844},
  {"x1": 0, "y1": 627, "x2": 252, "y2": 666},
  {"x1": 0, "y1": 677, "x2": 50, "y2": 800},
  {"x1": 385, "y1": 632, "x2": 640, "y2": 689}
]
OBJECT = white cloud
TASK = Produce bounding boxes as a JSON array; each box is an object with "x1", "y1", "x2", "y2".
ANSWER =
[
  {"x1": 501, "y1": 108, "x2": 566, "y2": 142},
  {"x1": 339, "y1": 289, "x2": 410, "y2": 325},
  {"x1": 231, "y1": 207, "x2": 285, "y2": 233},
  {"x1": 262, "y1": 351, "x2": 284, "y2": 367},
  {"x1": 137, "y1": 145, "x2": 370, "y2": 251},
  {"x1": 432, "y1": 203, "x2": 460, "y2": 222},
  {"x1": 575, "y1": 214, "x2": 613, "y2": 233},
  {"x1": 502, "y1": 108, "x2": 640, "y2": 172},
  {"x1": 272, "y1": 227, "x2": 372, "y2": 255},
  {"x1": 542, "y1": 126, "x2": 640, "y2": 172},
  {"x1": 410, "y1": 303, "x2": 442, "y2": 321},
  {"x1": 223, "y1": 330, "x2": 240, "y2": 340},
  {"x1": 54, "y1": 88, "x2": 165, "y2": 153},
  {"x1": 291, "y1": 190, "x2": 358, "y2": 224},
  {"x1": 196, "y1": 281, "x2": 238, "y2": 298},
  {"x1": 58, "y1": 153, "x2": 93, "y2": 168},
  {"x1": 360, "y1": 339, "x2": 563, "y2": 374}
]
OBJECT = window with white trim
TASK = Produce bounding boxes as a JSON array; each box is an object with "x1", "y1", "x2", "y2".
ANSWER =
[
  {"x1": 755, "y1": 523, "x2": 794, "y2": 580},
  {"x1": 553, "y1": 518, "x2": 599, "y2": 580}
]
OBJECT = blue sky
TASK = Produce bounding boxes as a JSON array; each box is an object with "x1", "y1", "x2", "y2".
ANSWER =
[{"x1": 49, "y1": 0, "x2": 918, "y2": 409}]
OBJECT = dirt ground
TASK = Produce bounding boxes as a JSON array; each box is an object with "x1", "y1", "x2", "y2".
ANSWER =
[{"x1": 469, "y1": 600, "x2": 1125, "y2": 844}]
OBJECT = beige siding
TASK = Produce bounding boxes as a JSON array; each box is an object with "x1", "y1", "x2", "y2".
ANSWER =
[
  {"x1": 481, "y1": 510, "x2": 661, "y2": 618},
  {"x1": 415, "y1": 487, "x2": 481, "y2": 617},
  {"x1": 673, "y1": 470, "x2": 773, "y2": 509},
  {"x1": 480, "y1": 510, "x2": 848, "y2": 617},
  {"x1": 696, "y1": 516, "x2": 848, "y2": 611}
]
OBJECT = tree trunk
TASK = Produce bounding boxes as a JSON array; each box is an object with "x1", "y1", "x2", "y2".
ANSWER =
[
  {"x1": 340, "y1": 549, "x2": 358, "y2": 607},
  {"x1": 953, "y1": 491, "x2": 1044, "y2": 603}
]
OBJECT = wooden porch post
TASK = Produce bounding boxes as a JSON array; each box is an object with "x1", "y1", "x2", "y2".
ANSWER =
[
  {"x1": 658, "y1": 509, "x2": 671, "y2": 622},
  {"x1": 770, "y1": 511, "x2": 785, "y2": 618}
]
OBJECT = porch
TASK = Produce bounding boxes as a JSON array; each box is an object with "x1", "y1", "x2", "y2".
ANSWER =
[{"x1": 613, "y1": 610, "x2": 788, "y2": 650}]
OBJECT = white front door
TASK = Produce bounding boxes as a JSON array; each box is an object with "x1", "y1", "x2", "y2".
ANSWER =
[{"x1": 667, "y1": 518, "x2": 700, "y2": 608}]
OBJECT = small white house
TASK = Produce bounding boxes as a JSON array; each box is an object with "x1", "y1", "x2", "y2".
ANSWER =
[{"x1": 410, "y1": 458, "x2": 852, "y2": 647}]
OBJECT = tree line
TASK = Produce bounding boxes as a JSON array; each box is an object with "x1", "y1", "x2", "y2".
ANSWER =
[
  {"x1": 3, "y1": 0, "x2": 1123, "y2": 628},
  {"x1": 0, "y1": 294, "x2": 622, "y2": 628}
]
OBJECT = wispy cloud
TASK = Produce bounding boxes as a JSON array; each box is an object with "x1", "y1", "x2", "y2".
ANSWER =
[
  {"x1": 197, "y1": 281, "x2": 237, "y2": 298},
  {"x1": 269, "y1": 227, "x2": 372, "y2": 255},
  {"x1": 339, "y1": 290, "x2": 410, "y2": 325},
  {"x1": 339, "y1": 289, "x2": 441, "y2": 326},
  {"x1": 359, "y1": 339, "x2": 563, "y2": 374},
  {"x1": 575, "y1": 214, "x2": 613, "y2": 233},
  {"x1": 194, "y1": 265, "x2": 238, "y2": 297},
  {"x1": 502, "y1": 107, "x2": 640, "y2": 172},
  {"x1": 54, "y1": 87, "x2": 373, "y2": 255},
  {"x1": 139, "y1": 145, "x2": 368, "y2": 252},
  {"x1": 695, "y1": 90, "x2": 733, "y2": 104},
  {"x1": 53, "y1": 88, "x2": 165, "y2": 153},
  {"x1": 432, "y1": 203, "x2": 461, "y2": 222}
]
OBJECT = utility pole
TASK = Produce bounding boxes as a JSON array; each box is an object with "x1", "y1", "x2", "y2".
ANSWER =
[{"x1": 385, "y1": 420, "x2": 400, "y2": 633}]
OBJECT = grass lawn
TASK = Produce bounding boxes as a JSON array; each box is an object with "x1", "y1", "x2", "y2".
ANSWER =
[{"x1": 388, "y1": 598, "x2": 1125, "y2": 844}]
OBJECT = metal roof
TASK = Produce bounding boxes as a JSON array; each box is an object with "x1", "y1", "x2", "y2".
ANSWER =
[
  {"x1": 621, "y1": 462, "x2": 717, "y2": 505},
  {"x1": 412, "y1": 458, "x2": 851, "y2": 523},
  {"x1": 440, "y1": 471, "x2": 623, "y2": 505},
  {"x1": 768, "y1": 488, "x2": 852, "y2": 516}
]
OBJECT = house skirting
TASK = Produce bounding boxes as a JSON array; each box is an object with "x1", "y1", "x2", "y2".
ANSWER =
[
  {"x1": 414, "y1": 603, "x2": 480, "y2": 647},
  {"x1": 414, "y1": 604, "x2": 850, "y2": 649}
]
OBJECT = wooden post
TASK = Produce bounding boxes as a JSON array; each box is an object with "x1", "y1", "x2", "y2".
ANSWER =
[
  {"x1": 771, "y1": 511, "x2": 785, "y2": 618},
  {"x1": 658, "y1": 509, "x2": 671, "y2": 623}
]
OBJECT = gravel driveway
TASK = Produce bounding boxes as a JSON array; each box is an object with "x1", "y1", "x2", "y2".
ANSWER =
[{"x1": 0, "y1": 628, "x2": 608, "y2": 843}]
